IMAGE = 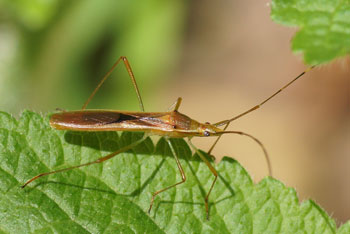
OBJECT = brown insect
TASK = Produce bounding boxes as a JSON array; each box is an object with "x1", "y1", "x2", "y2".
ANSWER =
[{"x1": 21, "y1": 56, "x2": 313, "y2": 219}]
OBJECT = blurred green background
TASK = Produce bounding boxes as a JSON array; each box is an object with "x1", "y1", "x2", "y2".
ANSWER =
[
  {"x1": 0, "y1": 0, "x2": 349, "y2": 225},
  {"x1": 0, "y1": 0, "x2": 186, "y2": 112}
]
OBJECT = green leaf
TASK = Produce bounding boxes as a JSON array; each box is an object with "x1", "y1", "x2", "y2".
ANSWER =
[
  {"x1": 338, "y1": 221, "x2": 350, "y2": 234},
  {"x1": 0, "y1": 110, "x2": 347, "y2": 233},
  {"x1": 271, "y1": 0, "x2": 350, "y2": 65}
]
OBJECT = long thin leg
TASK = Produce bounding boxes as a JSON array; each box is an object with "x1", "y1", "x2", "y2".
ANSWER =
[
  {"x1": 148, "y1": 138, "x2": 186, "y2": 214},
  {"x1": 187, "y1": 139, "x2": 217, "y2": 220},
  {"x1": 208, "y1": 66, "x2": 314, "y2": 154},
  {"x1": 22, "y1": 134, "x2": 147, "y2": 188},
  {"x1": 81, "y1": 56, "x2": 145, "y2": 112}
]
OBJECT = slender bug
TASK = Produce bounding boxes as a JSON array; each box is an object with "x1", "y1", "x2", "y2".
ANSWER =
[{"x1": 22, "y1": 56, "x2": 313, "y2": 219}]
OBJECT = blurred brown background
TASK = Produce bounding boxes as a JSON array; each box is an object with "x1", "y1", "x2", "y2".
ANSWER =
[{"x1": 0, "y1": 0, "x2": 349, "y2": 225}]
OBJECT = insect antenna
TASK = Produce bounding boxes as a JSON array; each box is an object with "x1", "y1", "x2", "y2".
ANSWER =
[
  {"x1": 217, "y1": 130, "x2": 272, "y2": 177},
  {"x1": 208, "y1": 66, "x2": 315, "y2": 154}
]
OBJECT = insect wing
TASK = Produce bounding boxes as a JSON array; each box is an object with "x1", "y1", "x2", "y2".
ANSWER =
[{"x1": 50, "y1": 110, "x2": 172, "y2": 131}]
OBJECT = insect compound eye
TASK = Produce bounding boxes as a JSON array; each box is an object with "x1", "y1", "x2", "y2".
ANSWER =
[{"x1": 204, "y1": 131, "x2": 210, "y2": 136}]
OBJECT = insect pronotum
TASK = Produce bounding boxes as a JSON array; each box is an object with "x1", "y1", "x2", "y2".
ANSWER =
[{"x1": 21, "y1": 56, "x2": 313, "y2": 219}]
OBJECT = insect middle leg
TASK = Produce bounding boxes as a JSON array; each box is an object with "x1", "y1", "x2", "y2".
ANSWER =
[
  {"x1": 81, "y1": 56, "x2": 145, "y2": 111},
  {"x1": 22, "y1": 134, "x2": 148, "y2": 188},
  {"x1": 187, "y1": 139, "x2": 217, "y2": 220},
  {"x1": 148, "y1": 138, "x2": 186, "y2": 214}
]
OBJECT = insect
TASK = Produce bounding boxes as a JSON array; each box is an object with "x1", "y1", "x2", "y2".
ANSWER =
[{"x1": 21, "y1": 56, "x2": 313, "y2": 219}]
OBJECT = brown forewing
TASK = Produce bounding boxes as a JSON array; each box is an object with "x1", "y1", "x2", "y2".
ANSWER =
[{"x1": 50, "y1": 110, "x2": 174, "y2": 132}]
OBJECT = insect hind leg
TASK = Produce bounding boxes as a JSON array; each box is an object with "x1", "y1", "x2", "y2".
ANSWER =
[{"x1": 21, "y1": 134, "x2": 148, "y2": 188}]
